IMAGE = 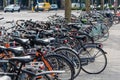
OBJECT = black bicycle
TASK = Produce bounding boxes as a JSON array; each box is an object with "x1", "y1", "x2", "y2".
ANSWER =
[{"x1": 0, "y1": 45, "x2": 75, "y2": 80}]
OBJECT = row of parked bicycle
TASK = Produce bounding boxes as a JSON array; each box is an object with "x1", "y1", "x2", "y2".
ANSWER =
[{"x1": 0, "y1": 11, "x2": 116, "y2": 80}]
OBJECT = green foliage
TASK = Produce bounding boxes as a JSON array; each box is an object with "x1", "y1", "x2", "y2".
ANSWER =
[{"x1": 109, "y1": 4, "x2": 112, "y2": 8}]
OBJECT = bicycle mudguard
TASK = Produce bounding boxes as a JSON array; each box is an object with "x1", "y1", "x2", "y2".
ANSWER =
[
  {"x1": 83, "y1": 43, "x2": 103, "y2": 48},
  {"x1": 81, "y1": 43, "x2": 107, "y2": 55}
]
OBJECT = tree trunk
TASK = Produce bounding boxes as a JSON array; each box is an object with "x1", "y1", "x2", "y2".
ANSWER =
[
  {"x1": 101, "y1": 0, "x2": 104, "y2": 10},
  {"x1": 65, "y1": 0, "x2": 71, "y2": 23},
  {"x1": 85, "y1": 0, "x2": 90, "y2": 13},
  {"x1": 28, "y1": 0, "x2": 31, "y2": 9},
  {"x1": 108, "y1": 0, "x2": 111, "y2": 5},
  {"x1": 114, "y1": 0, "x2": 118, "y2": 14},
  {"x1": 14, "y1": 0, "x2": 16, "y2": 4},
  {"x1": 3, "y1": 0, "x2": 7, "y2": 7},
  {"x1": 61, "y1": 0, "x2": 65, "y2": 9}
]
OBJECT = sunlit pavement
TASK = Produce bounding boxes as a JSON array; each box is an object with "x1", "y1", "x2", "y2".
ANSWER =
[
  {"x1": 0, "y1": 10, "x2": 120, "y2": 80},
  {"x1": 75, "y1": 23, "x2": 120, "y2": 80}
]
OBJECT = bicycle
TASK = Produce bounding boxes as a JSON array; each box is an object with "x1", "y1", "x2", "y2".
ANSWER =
[
  {"x1": 78, "y1": 43, "x2": 107, "y2": 74},
  {"x1": 0, "y1": 45, "x2": 75, "y2": 80}
]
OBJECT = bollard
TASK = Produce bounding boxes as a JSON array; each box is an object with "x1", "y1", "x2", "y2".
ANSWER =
[
  {"x1": 32, "y1": 6, "x2": 34, "y2": 12},
  {"x1": 31, "y1": 0, "x2": 34, "y2": 12}
]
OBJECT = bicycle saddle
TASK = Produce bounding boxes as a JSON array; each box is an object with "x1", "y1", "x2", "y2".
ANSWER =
[
  {"x1": 6, "y1": 47, "x2": 23, "y2": 56},
  {"x1": 41, "y1": 30, "x2": 54, "y2": 36},
  {"x1": 34, "y1": 37, "x2": 55, "y2": 46},
  {"x1": 14, "y1": 38, "x2": 29, "y2": 45},
  {"x1": 75, "y1": 35, "x2": 86, "y2": 40}
]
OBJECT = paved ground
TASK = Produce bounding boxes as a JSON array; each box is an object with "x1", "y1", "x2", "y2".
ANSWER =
[
  {"x1": 0, "y1": 10, "x2": 120, "y2": 80},
  {"x1": 0, "y1": 10, "x2": 82, "y2": 21},
  {"x1": 75, "y1": 24, "x2": 120, "y2": 80}
]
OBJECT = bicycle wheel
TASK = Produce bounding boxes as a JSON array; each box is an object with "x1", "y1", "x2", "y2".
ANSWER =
[
  {"x1": 97, "y1": 24, "x2": 109, "y2": 42},
  {"x1": 78, "y1": 45, "x2": 107, "y2": 74},
  {"x1": 36, "y1": 75, "x2": 51, "y2": 80},
  {"x1": 78, "y1": 31, "x2": 94, "y2": 43},
  {"x1": 97, "y1": 32, "x2": 109, "y2": 42},
  {"x1": 54, "y1": 47, "x2": 81, "y2": 78},
  {"x1": 45, "y1": 54, "x2": 75, "y2": 80}
]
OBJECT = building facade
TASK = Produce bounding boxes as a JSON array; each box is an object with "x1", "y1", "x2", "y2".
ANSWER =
[{"x1": 0, "y1": 0, "x2": 120, "y2": 9}]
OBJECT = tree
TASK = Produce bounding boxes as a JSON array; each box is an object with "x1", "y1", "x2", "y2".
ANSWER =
[
  {"x1": 101, "y1": 0, "x2": 104, "y2": 10},
  {"x1": 85, "y1": 0, "x2": 90, "y2": 13},
  {"x1": 3, "y1": 0, "x2": 7, "y2": 7},
  {"x1": 108, "y1": 0, "x2": 112, "y2": 8},
  {"x1": 114, "y1": 0, "x2": 118, "y2": 14},
  {"x1": 14, "y1": 0, "x2": 16, "y2": 4},
  {"x1": 65, "y1": 0, "x2": 71, "y2": 23},
  {"x1": 28, "y1": 0, "x2": 31, "y2": 9},
  {"x1": 108, "y1": 0, "x2": 111, "y2": 5}
]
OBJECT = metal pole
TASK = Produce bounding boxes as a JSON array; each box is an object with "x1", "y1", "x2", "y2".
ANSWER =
[
  {"x1": 91, "y1": 0, "x2": 94, "y2": 13},
  {"x1": 78, "y1": 0, "x2": 80, "y2": 8},
  {"x1": 92, "y1": 0, "x2": 93, "y2": 7},
  {"x1": 80, "y1": 0, "x2": 81, "y2": 9}
]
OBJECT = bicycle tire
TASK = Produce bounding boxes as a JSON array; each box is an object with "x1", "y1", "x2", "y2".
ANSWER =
[
  {"x1": 78, "y1": 45, "x2": 107, "y2": 74},
  {"x1": 96, "y1": 24, "x2": 109, "y2": 42},
  {"x1": 45, "y1": 54, "x2": 75, "y2": 80},
  {"x1": 54, "y1": 47, "x2": 81, "y2": 78},
  {"x1": 97, "y1": 32, "x2": 109, "y2": 42},
  {"x1": 78, "y1": 31, "x2": 94, "y2": 43}
]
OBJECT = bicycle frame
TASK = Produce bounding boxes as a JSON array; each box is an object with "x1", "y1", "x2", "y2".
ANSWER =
[
  {"x1": 0, "y1": 59, "x2": 65, "y2": 80},
  {"x1": 0, "y1": 47, "x2": 61, "y2": 79}
]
